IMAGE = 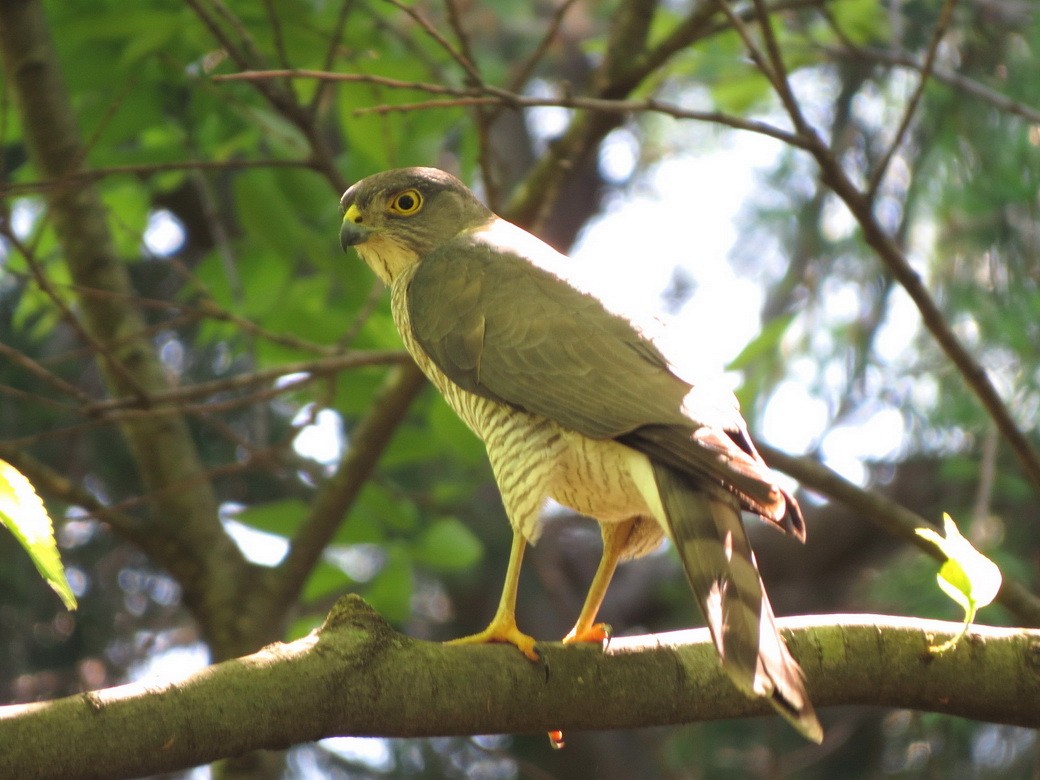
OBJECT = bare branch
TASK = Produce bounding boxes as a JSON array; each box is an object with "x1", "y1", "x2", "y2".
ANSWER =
[
  {"x1": 866, "y1": 0, "x2": 957, "y2": 199},
  {"x1": 0, "y1": 342, "x2": 92, "y2": 405},
  {"x1": 385, "y1": 0, "x2": 484, "y2": 87},
  {"x1": 719, "y1": 1, "x2": 1040, "y2": 496},
  {"x1": 760, "y1": 444, "x2": 1040, "y2": 628},
  {"x1": 2, "y1": 598, "x2": 1037, "y2": 779},
  {"x1": 0, "y1": 158, "x2": 316, "y2": 198},
  {"x1": 83, "y1": 351, "x2": 410, "y2": 415},
  {"x1": 823, "y1": 43, "x2": 1040, "y2": 125},
  {"x1": 218, "y1": 70, "x2": 806, "y2": 149}
]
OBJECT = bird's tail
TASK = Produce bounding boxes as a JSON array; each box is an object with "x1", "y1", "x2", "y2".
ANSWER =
[{"x1": 651, "y1": 462, "x2": 822, "y2": 743}]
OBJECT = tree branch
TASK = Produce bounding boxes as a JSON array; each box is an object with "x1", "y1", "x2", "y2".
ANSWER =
[
  {"x1": 2, "y1": 597, "x2": 1038, "y2": 779},
  {"x1": 865, "y1": 0, "x2": 956, "y2": 199},
  {"x1": 726, "y1": 0, "x2": 1040, "y2": 497},
  {"x1": 759, "y1": 444, "x2": 1040, "y2": 627}
]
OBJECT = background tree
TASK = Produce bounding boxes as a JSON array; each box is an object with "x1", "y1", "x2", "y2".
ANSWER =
[{"x1": 1, "y1": 0, "x2": 1039, "y2": 777}]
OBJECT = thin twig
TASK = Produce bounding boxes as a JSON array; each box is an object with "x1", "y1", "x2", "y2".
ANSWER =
[
  {"x1": 866, "y1": 0, "x2": 957, "y2": 199},
  {"x1": 0, "y1": 342, "x2": 93, "y2": 404},
  {"x1": 0, "y1": 383, "x2": 78, "y2": 412},
  {"x1": 83, "y1": 350, "x2": 409, "y2": 415},
  {"x1": 504, "y1": 0, "x2": 583, "y2": 97},
  {"x1": 309, "y1": 0, "x2": 357, "y2": 119},
  {"x1": 384, "y1": 0, "x2": 484, "y2": 87},
  {"x1": 218, "y1": 69, "x2": 806, "y2": 148},
  {"x1": 0, "y1": 224, "x2": 151, "y2": 403},
  {"x1": 261, "y1": 0, "x2": 292, "y2": 72},
  {"x1": 0, "y1": 158, "x2": 313, "y2": 199},
  {"x1": 721, "y1": 0, "x2": 1040, "y2": 495},
  {"x1": 760, "y1": 443, "x2": 1040, "y2": 627},
  {"x1": 822, "y1": 43, "x2": 1040, "y2": 126},
  {"x1": 0, "y1": 447, "x2": 149, "y2": 541}
]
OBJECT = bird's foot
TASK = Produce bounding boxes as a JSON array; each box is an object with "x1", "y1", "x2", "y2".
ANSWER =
[
  {"x1": 563, "y1": 621, "x2": 612, "y2": 645},
  {"x1": 447, "y1": 617, "x2": 540, "y2": 661}
]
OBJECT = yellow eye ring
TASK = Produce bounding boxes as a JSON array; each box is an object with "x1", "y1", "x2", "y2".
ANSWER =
[{"x1": 388, "y1": 189, "x2": 423, "y2": 216}]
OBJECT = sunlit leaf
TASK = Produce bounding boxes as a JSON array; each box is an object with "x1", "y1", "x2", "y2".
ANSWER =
[
  {"x1": 236, "y1": 499, "x2": 308, "y2": 536},
  {"x1": 0, "y1": 460, "x2": 77, "y2": 610},
  {"x1": 916, "y1": 513, "x2": 1002, "y2": 652}
]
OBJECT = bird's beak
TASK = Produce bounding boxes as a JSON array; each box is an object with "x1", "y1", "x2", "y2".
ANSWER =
[{"x1": 340, "y1": 204, "x2": 370, "y2": 250}]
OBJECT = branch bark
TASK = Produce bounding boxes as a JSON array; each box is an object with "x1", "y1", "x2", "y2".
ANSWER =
[{"x1": 1, "y1": 596, "x2": 1037, "y2": 780}]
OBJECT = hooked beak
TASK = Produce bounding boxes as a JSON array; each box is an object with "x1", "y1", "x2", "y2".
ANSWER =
[{"x1": 340, "y1": 203, "x2": 371, "y2": 250}]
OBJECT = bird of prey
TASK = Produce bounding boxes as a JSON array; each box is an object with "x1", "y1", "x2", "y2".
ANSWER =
[{"x1": 339, "y1": 167, "x2": 822, "y2": 742}]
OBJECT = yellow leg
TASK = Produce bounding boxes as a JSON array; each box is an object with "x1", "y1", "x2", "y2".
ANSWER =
[
  {"x1": 551, "y1": 519, "x2": 639, "y2": 749},
  {"x1": 563, "y1": 518, "x2": 637, "y2": 644},
  {"x1": 446, "y1": 530, "x2": 539, "y2": 661}
]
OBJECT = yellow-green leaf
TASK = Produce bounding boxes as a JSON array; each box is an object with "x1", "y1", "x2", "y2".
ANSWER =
[
  {"x1": 916, "y1": 513, "x2": 1001, "y2": 652},
  {"x1": 0, "y1": 460, "x2": 77, "y2": 610}
]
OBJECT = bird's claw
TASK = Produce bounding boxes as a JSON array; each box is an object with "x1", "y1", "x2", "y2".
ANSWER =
[
  {"x1": 447, "y1": 621, "x2": 540, "y2": 662},
  {"x1": 563, "y1": 622, "x2": 612, "y2": 646}
]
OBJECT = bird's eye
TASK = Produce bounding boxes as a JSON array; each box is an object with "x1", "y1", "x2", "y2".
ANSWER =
[{"x1": 388, "y1": 189, "x2": 423, "y2": 216}]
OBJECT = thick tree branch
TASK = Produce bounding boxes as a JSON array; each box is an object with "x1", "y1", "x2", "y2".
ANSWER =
[{"x1": 1, "y1": 597, "x2": 1037, "y2": 780}]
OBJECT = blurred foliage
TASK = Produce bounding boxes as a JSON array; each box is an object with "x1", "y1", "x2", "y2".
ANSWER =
[{"x1": 1, "y1": 0, "x2": 1039, "y2": 777}]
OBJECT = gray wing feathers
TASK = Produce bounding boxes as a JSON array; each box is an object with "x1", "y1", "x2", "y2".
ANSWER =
[
  {"x1": 408, "y1": 235, "x2": 688, "y2": 439},
  {"x1": 408, "y1": 227, "x2": 802, "y2": 534},
  {"x1": 651, "y1": 462, "x2": 822, "y2": 743}
]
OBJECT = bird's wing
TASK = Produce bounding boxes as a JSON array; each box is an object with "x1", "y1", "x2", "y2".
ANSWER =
[
  {"x1": 408, "y1": 223, "x2": 688, "y2": 439},
  {"x1": 407, "y1": 221, "x2": 798, "y2": 528}
]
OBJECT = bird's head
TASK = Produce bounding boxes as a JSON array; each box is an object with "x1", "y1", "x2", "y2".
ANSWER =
[{"x1": 339, "y1": 167, "x2": 493, "y2": 284}]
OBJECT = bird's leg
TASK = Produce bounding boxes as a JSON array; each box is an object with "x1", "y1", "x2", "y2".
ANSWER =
[
  {"x1": 548, "y1": 519, "x2": 638, "y2": 751},
  {"x1": 563, "y1": 518, "x2": 637, "y2": 644},
  {"x1": 446, "y1": 530, "x2": 540, "y2": 661}
]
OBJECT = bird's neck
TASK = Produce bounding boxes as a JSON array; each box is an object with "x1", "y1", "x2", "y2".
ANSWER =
[{"x1": 356, "y1": 237, "x2": 420, "y2": 286}]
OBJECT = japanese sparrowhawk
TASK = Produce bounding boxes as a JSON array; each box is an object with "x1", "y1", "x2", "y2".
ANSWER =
[{"x1": 339, "y1": 167, "x2": 822, "y2": 742}]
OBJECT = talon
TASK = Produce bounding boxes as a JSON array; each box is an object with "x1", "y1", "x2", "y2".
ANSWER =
[
  {"x1": 447, "y1": 620, "x2": 540, "y2": 661},
  {"x1": 563, "y1": 622, "x2": 611, "y2": 645}
]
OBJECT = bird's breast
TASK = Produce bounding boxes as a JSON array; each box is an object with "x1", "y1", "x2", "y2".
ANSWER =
[{"x1": 390, "y1": 271, "x2": 660, "y2": 554}]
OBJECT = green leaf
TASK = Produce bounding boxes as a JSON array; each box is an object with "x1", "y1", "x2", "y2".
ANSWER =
[
  {"x1": 235, "y1": 499, "x2": 308, "y2": 536},
  {"x1": 827, "y1": 0, "x2": 888, "y2": 45},
  {"x1": 351, "y1": 481, "x2": 418, "y2": 534},
  {"x1": 0, "y1": 460, "x2": 77, "y2": 610},
  {"x1": 726, "y1": 312, "x2": 795, "y2": 371},
  {"x1": 412, "y1": 517, "x2": 484, "y2": 572},
  {"x1": 916, "y1": 513, "x2": 1002, "y2": 652},
  {"x1": 301, "y1": 558, "x2": 354, "y2": 604},
  {"x1": 363, "y1": 546, "x2": 412, "y2": 624}
]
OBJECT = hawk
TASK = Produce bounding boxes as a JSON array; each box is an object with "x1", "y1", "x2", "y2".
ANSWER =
[{"x1": 339, "y1": 167, "x2": 821, "y2": 741}]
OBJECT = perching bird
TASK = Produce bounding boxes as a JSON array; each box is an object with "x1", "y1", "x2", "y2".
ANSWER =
[{"x1": 339, "y1": 167, "x2": 822, "y2": 742}]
